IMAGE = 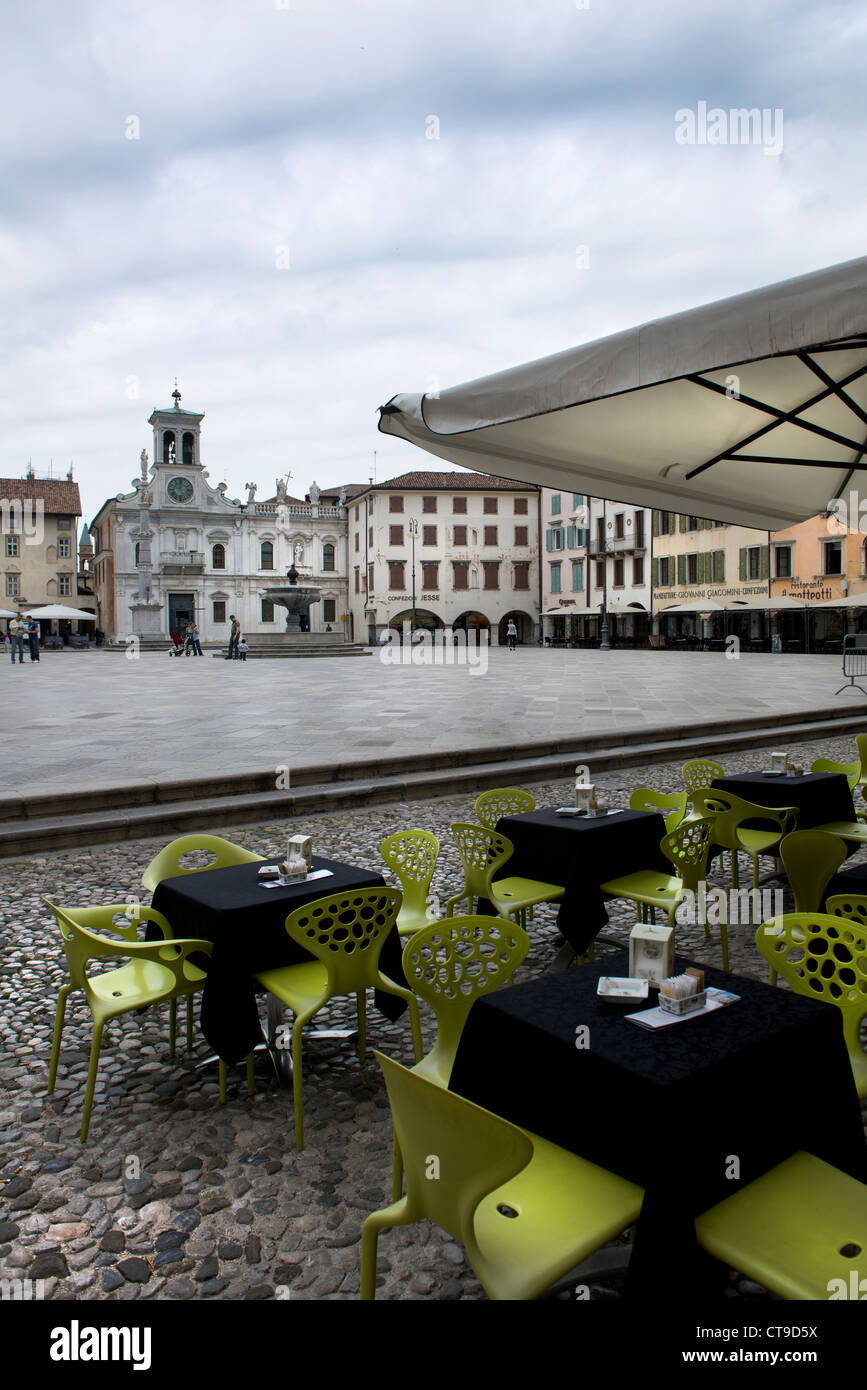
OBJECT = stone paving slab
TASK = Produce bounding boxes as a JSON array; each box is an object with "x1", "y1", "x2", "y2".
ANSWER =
[
  {"x1": 1, "y1": 731, "x2": 865, "y2": 1302},
  {"x1": 0, "y1": 648, "x2": 861, "y2": 796}
]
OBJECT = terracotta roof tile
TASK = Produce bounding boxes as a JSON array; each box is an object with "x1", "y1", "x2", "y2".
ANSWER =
[
  {"x1": 0, "y1": 478, "x2": 81, "y2": 515},
  {"x1": 373, "y1": 471, "x2": 537, "y2": 492}
]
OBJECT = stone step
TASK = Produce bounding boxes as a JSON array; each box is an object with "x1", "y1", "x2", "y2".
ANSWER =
[
  {"x1": 2, "y1": 705, "x2": 865, "y2": 856},
  {"x1": 0, "y1": 700, "x2": 854, "y2": 825}
]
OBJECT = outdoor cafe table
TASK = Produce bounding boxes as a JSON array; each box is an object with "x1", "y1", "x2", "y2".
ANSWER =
[
  {"x1": 150, "y1": 856, "x2": 406, "y2": 1065},
  {"x1": 488, "y1": 808, "x2": 669, "y2": 955},
  {"x1": 710, "y1": 770, "x2": 856, "y2": 828},
  {"x1": 447, "y1": 951, "x2": 867, "y2": 1299}
]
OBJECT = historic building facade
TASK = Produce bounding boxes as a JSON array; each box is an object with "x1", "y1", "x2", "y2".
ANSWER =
[
  {"x1": 89, "y1": 391, "x2": 351, "y2": 644},
  {"x1": 540, "y1": 489, "x2": 652, "y2": 645},
  {"x1": 0, "y1": 473, "x2": 92, "y2": 626},
  {"x1": 346, "y1": 472, "x2": 542, "y2": 646}
]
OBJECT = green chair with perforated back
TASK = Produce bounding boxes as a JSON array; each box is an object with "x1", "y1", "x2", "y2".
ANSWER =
[
  {"x1": 810, "y1": 757, "x2": 861, "y2": 791},
  {"x1": 446, "y1": 823, "x2": 564, "y2": 928},
  {"x1": 475, "y1": 788, "x2": 536, "y2": 830},
  {"x1": 755, "y1": 914, "x2": 867, "y2": 1098},
  {"x1": 44, "y1": 899, "x2": 215, "y2": 1142},
  {"x1": 682, "y1": 759, "x2": 725, "y2": 795},
  {"x1": 779, "y1": 831, "x2": 848, "y2": 913},
  {"x1": 360, "y1": 1051, "x2": 645, "y2": 1300},
  {"x1": 379, "y1": 829, "x2": 440, "y2": 937},
  {"x1": 628, "y1": 787, "x2": 688, "y2": 834},
  {"x1": 698, "y1": 791, "x2": 798, "y2": 892},
  {"x1": 599, "y1": 816, "x2": 724, "y2": 961},
  {"x1": 826, "y1": 892, "x2": 867, "y2": 929},
  {"x1": 253, "y1": 886, "x2": 423, "y2": 1149},
  {"x1": 391, "y1": 915, "x2": 530, "y2": 1200},
  {"x1": 141, "y1": 833, "x2": 264, "y2": 892},
  {"x1": 695, "y1": 1151, "x2": 867, "y2": 1300}
]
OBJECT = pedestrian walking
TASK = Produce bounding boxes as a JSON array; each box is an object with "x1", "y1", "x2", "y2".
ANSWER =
[
  {"x1": 237, "y1": 637, "x2": 249, "y2": 662},
  {"x1": 506, "y1": 619, "x2": 518, "y2": 652},
  {"x1": 25, "y1": 616, "x2": 40, "y2": 662},
  {"x1": 226, "y1": 614, "x2": 241, "y2": 660},
  {"x1": 8, "y1": 616, "x2": 25, "y2": 665},
  {"x1": 184, "y1": 622, "x2": 194, "y2": 656},
  {"x1": 190, "y1": 621, "x2": 202, "y2": 656}
]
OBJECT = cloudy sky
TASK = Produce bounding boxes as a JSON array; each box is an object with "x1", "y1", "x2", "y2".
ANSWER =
[{"x1": 2, "y1": 0, "x2": 866, "y2": 523}]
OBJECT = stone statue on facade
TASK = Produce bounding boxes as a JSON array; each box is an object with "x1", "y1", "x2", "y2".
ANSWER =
[
  {"x1": 275, "y1": 476, "x2": 290, "y2": 505},
  {"x1": 245, "y1": 481, "x2": 258, "y2": 506},
  {"x1": 308, "y1": 481, "x2": 320, "y2": 505}
]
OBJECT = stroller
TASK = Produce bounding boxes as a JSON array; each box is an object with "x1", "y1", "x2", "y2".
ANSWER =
[{"x1": 168, "y1": 630, "x2": 186, "y2": 657}]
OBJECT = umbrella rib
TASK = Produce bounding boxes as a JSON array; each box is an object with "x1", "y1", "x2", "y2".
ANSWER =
[
  {"x1": 797, "y1": 352, "x2": 867, "y2": 431},
  {"x1": 685, "y1": 360, "x2": 867, "y2": 479}
]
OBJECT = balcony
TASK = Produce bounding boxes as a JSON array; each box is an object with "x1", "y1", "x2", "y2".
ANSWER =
[
  {"x1": 160, "y1": 550, "x2": 204, "y2": 573},
  {"x1": 588, "y1": 533, "x2": 646, "y2": 556}
]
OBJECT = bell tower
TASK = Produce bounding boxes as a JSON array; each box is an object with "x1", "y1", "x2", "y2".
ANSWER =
[{"x1": 148, "y1": 381, "x2": 205, "y2": 471}]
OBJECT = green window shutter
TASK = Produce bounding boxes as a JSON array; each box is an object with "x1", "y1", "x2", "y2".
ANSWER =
[
  {"x1": 652, "y1": 511, "x2": 659, "y2": 537},
  {"x1": 678, "y1": 514, "x2": 685, "y2": 532},
  {"x1": 739, "y1": 547, "x2": 747, "y2": 580},
  {"x1": 652, "y1": 557, "x2": 659, "y2": 589},
  {"x1": 566, "y1": 525, "x2": 575, "y2": 548},
  {"x1": 760, "y1": 545, "x2": 769, "y2": 579},
  {"x1": 677, "y1": 554, "x2": 686, "y2": 585},
  {"x1": 546, "y1": 530, "x2": 552, "y2": 553},
  {"x1": 699, "y1": 552, "x2": 708, "y2": 584},
  {"x1": 713, "y1": 550, "x2": 725, "y2": 582}
]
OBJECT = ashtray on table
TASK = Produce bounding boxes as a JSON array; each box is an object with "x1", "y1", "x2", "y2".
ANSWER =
[{"x1": 596, "y1": 976, "x2": 649, "y2": 1003}]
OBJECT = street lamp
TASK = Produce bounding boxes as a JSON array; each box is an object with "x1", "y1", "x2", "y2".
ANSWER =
[
  {"x1": 408, "y1": 518, "x2": 419, "y2": 635},
  {"x1": 599, "y1": 499, "x2": 611, "y2": 651}
]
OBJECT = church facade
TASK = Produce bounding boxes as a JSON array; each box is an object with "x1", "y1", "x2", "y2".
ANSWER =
[{"x1": 89, "y1": 390, "x2": 350, "y2": 645}]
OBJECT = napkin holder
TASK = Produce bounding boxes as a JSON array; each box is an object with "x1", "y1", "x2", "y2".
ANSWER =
[
  {"x1": 287, "y1": 834, "x2": 312, "y2": 869},
  {"x1": 769, "y1": 751, "x2": 787, "y2": 774},
  {"x1": 279, "y1": 857, "x2": 308, "y2": 882},
  {"x1": 574, "y1": 783, "x2": 595, "y2": 813},
  {"x1": 628, "y1": 923, "x2": 674, "y2": 988}
]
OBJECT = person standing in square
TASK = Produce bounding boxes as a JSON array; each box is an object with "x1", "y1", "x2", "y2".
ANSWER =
[{"x1": 227, "y1": 614, "x2": 240, "y2": 660}]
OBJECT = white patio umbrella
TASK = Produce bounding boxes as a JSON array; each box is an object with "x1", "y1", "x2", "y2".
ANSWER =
[
  {"x1": 0, "y1": 608, "x2": 19, "y2": 619},
  {"x1": 814, "y1": 591, "x2": 867, "y2": 606},
  {"x1": 379, "y1": 255, "x2": 867, "y2": 531},
  {"x1": 659, "y1": 599, "x2": 726, "y2": 613},
  {"x1": 25, "y1": 605, "x2": 96, "y2": 620}
]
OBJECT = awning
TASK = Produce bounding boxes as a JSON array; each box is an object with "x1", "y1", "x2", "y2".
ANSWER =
[
  {"x1": 379, "y1": 255, "x2": 867, "y2": 532},
  {"x1": 659, "y1": 599, "x2": 726, "y2": 614}
]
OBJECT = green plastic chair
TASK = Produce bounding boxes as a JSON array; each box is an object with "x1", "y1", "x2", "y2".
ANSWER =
[
  {"x1": 810, "y1": 757, "x2": 861, "y2": 791},
  {"x1": 141, "y1": 833, "x2": 264, "y2": 892},
  {"x1": 681, "y1": 759, "x2": 725, "y2": 794},
  {"x1": 392, "y1": 916, "x2": 530, "y2": 1201},
  {"x1": 755, "y1": 914, "x2": 867, "y2": 1098},
  {"x1": 474, "y1": 788, "x2": 536, "y2": 830},
  {"x1": 826, "y1": 892, "x2": 867, "y2": 928},
  {"x1": 253, "y1": 887, "x2": 423, "y2": 1150},
  {"x1": 379, "y1": 829, "x2": 440, "y2": 938},
  {"x1": 599, "y1": 816, "x2": 724, "y2": 961},
  {"x1": 445, "y1": 823, "x2": 564, "y2": 927},
  {"x1": 779, "y1": 831, "x2": 847, "y2": 913},
  {"x1": 44, "y1": 899, "x2": 214, "y2": 1142},
  {"x1": 360, "y1": 1052, "x2": 645, "y2": 1300},
  {"x1": 697, "y1": 791, "x2": 798, "y2": 892},
  {"x1": 628, "y1": 787, "x2": 688, "y2": 834},
  {"x1": 696, "y1": 1151, "x2": 867, "y2": 1300}
]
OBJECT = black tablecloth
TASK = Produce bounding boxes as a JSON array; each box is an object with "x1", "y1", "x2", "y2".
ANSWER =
[
  {"x1": 489, "y1": 808, "x2": 669, "y2": 953},
  {"x1": 448, "y1": 951, "x2": 867, "y2": 1299},
  {"x1": 151, "y1": 856, "x2": 405, "y2": 1064},
  {"x1": 711, "y1": 771, "x2": 855, "y2": 828}
]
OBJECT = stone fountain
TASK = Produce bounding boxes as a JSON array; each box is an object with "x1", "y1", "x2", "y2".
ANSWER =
[
  {"x1": 242, "y1": 560, "x2": 368, "y2": 658},
  {"x1": 264, "y1": 562, "x2": 323, "y2": 635}
]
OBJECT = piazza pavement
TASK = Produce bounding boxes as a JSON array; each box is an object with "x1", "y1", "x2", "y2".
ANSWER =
[{"x1": 0, "y1": 648, "x2": 865, "y2": 1302}]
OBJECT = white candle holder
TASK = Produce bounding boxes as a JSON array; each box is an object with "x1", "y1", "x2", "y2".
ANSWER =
[{"x1": 628, "y1": 923, "x2": 674, "y2": 988}]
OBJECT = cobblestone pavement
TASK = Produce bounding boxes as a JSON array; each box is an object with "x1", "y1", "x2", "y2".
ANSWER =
[
  {"x1": 1, "y1": 732, "x2": 866, "y2": 1302},
  {"x1": 0, "y1": 646, "x2": 858, "y2": 795}
]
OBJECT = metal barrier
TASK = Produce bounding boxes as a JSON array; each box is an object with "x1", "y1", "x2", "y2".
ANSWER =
[{"x1": 837, "y1": 634, "x2": 867, "y2": 696}]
